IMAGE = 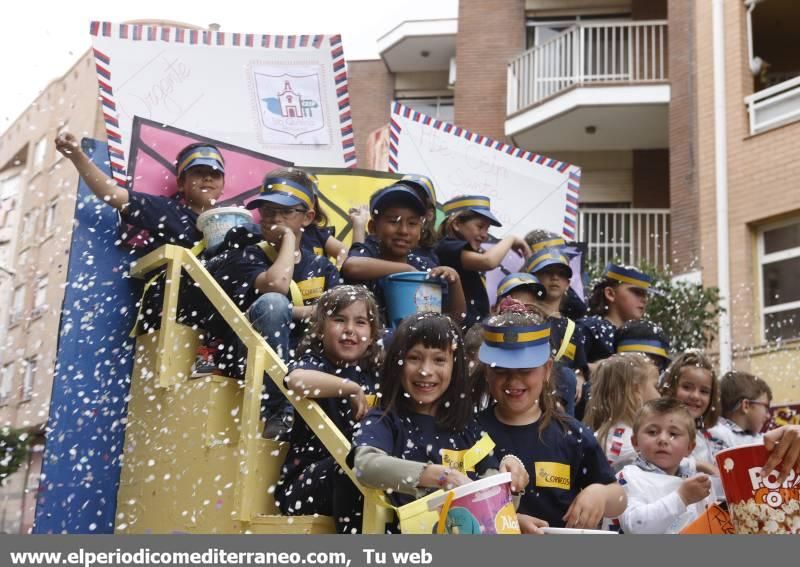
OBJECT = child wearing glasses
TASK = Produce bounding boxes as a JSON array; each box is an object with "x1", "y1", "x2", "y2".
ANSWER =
[{"x1": 707, "y1": 371, "x2": 773, "y2": 455}]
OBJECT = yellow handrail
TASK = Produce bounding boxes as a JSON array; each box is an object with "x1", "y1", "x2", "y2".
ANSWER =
[{"x1": 129, "y1": 245, "x2": 393, "y2": 532}]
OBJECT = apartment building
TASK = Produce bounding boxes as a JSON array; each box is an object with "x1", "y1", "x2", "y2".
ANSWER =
[{"x1": 347, "y1": 0, "x2": 800, "y2": 403}]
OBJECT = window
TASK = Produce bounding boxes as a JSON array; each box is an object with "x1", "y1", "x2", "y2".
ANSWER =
[
  {"x1": 759, "y1": 218, "x2": 800, "y2": 342},
  {"x1": 21, "y1": 357, "x2": 37, "y2": 401},
  {"x1": 0, "y1": 364, "x2": 13, "y2": 404},
  {"x1": 0, "y1": 173, "x2": 20, "y2": 201},
  {"x1": 34, "y1": 276, "x2": 48, "y2": 312},
  {"x1": 11, "y1": 286, "x2": 25, "y2": 324},
  {"x1": 32, "y1": 136, "x2": 47, "y2": 171},
  {"x1": 398, "y1": 97, "x2": 454, "y2": 122},
  {"x1": 44, "y1": 200, "x2": 57, "y2": 234},
  {"x1": 22, "y1": 208, "x2": 39, "y2": 242}
]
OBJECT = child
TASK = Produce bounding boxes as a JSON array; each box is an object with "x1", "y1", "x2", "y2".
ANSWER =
[
  {"x1": 399, "y1": 174, "x2": 439, "y2": 258},
  {"x1": 211, "y1": 169, "x2": 341, "y2": 439},
  {"x1": 583, "y1": 353, "x2": 661, "y2": 472},
  {"x1": 275, "y1": 286, "x2": 382, "y2": 532},
  {"x1": 579, "y1": 263, "x2": 654, "y2": 364},
  {"x1": 614, "y1": 319, "x2": 672, "y2": 372},
  {"x1": 523, "y1": 229, "x2": 587, "y2": 321},
  {"x1": 659, "y1": 351, "x2": 721, "y2": 473},
  {"x1": 464, "y1": 322, "x2": 489, "y2": 412},
  {"x1": 342, "y1": 185, "x2": 465, "y2": 323},
  {"x1": 476, "y1": 310, "x2": 626, "y2": 530},
  {"x1": 350, "y1": 313, "x2": 528, "y2": 529},
  {"x1": 56, "y1": 133, "x2": 226, "y2": 333},
  {"x1": 617, "y1": 398, "x2": 713, "y2": 534},
  {"x1": 436, "y1": 195, "x2": 530, "y2": 327},
  {"x1": 708, "y1": 371, "x2": 773, "y2": 455}
]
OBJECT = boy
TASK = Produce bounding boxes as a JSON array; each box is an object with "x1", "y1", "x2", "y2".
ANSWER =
[
  {"x1": 617, "y1": 398, "x2": 713, "y2": 534},
  {"x1": 211, "y1": 169, "x2": 341, "y2": 439},
  {"x1": 708, "y1": 371, "x2": 773, "y2": 455},
  {"x1": 342, "y1": 184, "x2": 465, "y2": 323}
]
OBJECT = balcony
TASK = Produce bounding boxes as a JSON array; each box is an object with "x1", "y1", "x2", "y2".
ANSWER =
[
  {"x1": 577, "y1": 208, "x2": 671, "y2": 271},
  {"x1": 745, "y1": 76, "x2": 800, "y2": 135},
  {"x1": 506, "y1": 21, "x2": 669, "y2": 152}
]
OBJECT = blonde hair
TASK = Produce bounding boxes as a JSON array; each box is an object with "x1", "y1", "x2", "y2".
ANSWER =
[{"x1": 584, "y1": 353, "x2": 657, "y2": 449}]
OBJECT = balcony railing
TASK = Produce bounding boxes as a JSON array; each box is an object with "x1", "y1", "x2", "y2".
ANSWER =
[
  {"x1": 745, "y1": 75, "x2": 800, "y2": 135},
  {"x1": 508, "y1": 21, "x2": 668, "y2": 114},
  {"x1": 577, "y1": 208, "x2": 671, "y2": 271}
]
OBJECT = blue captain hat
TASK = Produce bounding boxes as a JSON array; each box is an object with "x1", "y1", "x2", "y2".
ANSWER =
[
  {"x1": 496, "y1": 272, "x2": 546, "y2": 300},
  {"x1": 176, "y1": 144, "x2": 225, "y2": 177},
  {"x1": 523, "y1": 247, "x2": 573, "y2": 278},
  {"x1": 246, "y1": 174, "x2": 315, "y2": 210},
  {"x1": 479, "y1": 321, "x2": 552, "y2": 369}
]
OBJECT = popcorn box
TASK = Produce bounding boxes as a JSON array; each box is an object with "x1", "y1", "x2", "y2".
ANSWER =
[{"x1": 715, "y1": 443, "x2": 800, "y2": 534}]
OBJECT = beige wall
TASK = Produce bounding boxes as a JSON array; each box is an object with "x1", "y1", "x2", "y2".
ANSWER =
[
  {"x1": 693, "y1": 1, "x2": 800, "y2": 376},
  {"x1": 548, "y1": 150, "x2": 633, "y2": 204}
]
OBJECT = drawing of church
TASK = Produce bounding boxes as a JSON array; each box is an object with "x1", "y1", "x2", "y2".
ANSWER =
[{"x1": 278, "y1": 80, "x2": 305, "y2": 118}]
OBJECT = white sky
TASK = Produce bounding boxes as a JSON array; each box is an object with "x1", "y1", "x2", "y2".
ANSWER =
[{"x1": 1, "y1": 0, "x2": 458, "y2": 134}]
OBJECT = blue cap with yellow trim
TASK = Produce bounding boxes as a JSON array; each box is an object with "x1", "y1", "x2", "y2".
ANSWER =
[
  {"x1": 614, "y1": 320, "x2": 671, "y2": 368},
  {"x1": 246, "y1": 175, "x2": 315, "y2": 211},
  {"x1": 370, "y1": 184, "x2": 426, "y2": 216},
  {"x1": 496, "y1": 272, "x2": 546, "y2": 301},
  {"x1": 442, "y1": 195, "x2": 502, "y2": 227},
  {"x1": 530, "y1": 236, "x2": 567, "y2": 254},
  {"x1": 523, "y1": 247, "x2": 573, "y2": 278},
  {"x1": 399, "y1": 174, "x2": 437, "y2": 206},
  {"x1": 479, "y1": 321, "x2": 552, "y2": 369},
  {"x1": 176, "y1": 145, "x2": 225, "y2": 177},
  {"x1": 604, "y1": 263, "x2": 653, "y2": 290}
]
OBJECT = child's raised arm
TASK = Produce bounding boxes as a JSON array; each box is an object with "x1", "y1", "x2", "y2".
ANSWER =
[
  {"x1": 255, "y1": 227, "x2": 297, "y2": 295},
  {"x1": 563, "y1": 482, "x2": 627, "y2": 529},
  {"x1": 460, "y1": 235, "x2": 530, "y2": 272},
  {"x1": 286, "y1": 368, "x2": 368, "y2": 420},
  {"x1": 341, "y1": 256, "x2": 418, "y2": 281},
  {"x1": 55, "y1": 132, "x2": 129, "y2": 210}
]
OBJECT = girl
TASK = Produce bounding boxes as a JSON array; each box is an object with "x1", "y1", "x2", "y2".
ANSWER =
[
  {"x1": 350, "y1": 313, "x2": 528, "y2": 529},
  {"x1": 476, "y1": 310, "x2": 627, "y2": 531},
  {"x1": 579, "y1": 263, "x2": 654, "y2": 364},
  {"x1": 659, "y1": 351, "x2": 721, "y2": 473},
  {"x1": 275, "y1": 285, "x2": 382, "y2": 532},
  {"x1": 436, "y1": 195, "x2": 530, "y2": 327},
  {"x1": 583, "y1": 353, "x2": 661, "y2": 472}
]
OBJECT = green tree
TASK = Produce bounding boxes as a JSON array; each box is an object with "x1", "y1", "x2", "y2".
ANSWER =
[{"x1": 0, "y1": 428, "x2": 29, "y2": 485}]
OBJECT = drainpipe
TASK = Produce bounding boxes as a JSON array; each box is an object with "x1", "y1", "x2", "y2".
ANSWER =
[{"x1": 712, "y1": 0, "x2": 732, "y2": 373}]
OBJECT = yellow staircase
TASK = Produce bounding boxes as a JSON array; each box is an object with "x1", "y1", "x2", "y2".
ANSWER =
[{"x1": 114, "y1": 245, "x2": 392, "y2": 534}]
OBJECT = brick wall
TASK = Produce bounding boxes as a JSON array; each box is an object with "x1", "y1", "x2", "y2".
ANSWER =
[
  {"x1": 667, "y1": 0, "x2": 700, "y2": 273},
  {"x1": 346, "y1": 60, "x2": 394, "y2": 168},
  {"x1": 454, "y1": 0, "x2": 526, "y2": 141}
]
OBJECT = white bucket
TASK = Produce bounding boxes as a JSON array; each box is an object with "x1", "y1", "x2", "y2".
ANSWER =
[{"x1": 196, "y1": 207, "x2": 253, "y2": 254}]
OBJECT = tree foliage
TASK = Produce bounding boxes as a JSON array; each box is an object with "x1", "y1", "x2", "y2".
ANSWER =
[{"x1": 0, "y1": 428, "x2": 29, "y2": 485}]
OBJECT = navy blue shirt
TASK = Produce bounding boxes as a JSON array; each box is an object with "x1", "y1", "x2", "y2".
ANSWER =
[
  {"x1": 578, "y1": 316, "x2": 617, "y2": 363},
  {"x1": 435, "y1": 237, "x2": 487, "y2": 328},
  {"x1": 124, "y1": 193, "x2": 203, "y2": 255},
  {"x1": 281, "y1": 353, "x2": 379, "y2": 484},
  {"x1": 301, "y1": 224, "x2": 336, "y2": 257},
  {"x1": 477, "y1": 407, "x2": 616, "y2": 527},
  {"x1": 352, "y1": 408, "x2": 499, "y2": 506},
  {"x1": 550, "y1": 317, "x2": 589, "y2": 375}
]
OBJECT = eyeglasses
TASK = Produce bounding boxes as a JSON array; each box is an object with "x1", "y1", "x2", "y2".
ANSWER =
[
  {"x1": 260, "y1": 207, "x2": 307, "y2": 219},
  {"x1": 746, "y1": 399, "x2": 770, "y2": 409}
]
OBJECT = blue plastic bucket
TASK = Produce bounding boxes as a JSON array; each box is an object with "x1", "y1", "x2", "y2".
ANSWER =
[
  {"x1": 382, "y1": 271, "x2": 445, "y2": 327},
  {"x1": 196, "y1": 207, "x2": 253, "y2": 254}
]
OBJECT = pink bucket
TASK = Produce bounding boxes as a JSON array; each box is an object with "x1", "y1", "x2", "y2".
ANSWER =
[{"x1": 426, "y1": 473, "x2": 520, "y2": 534}]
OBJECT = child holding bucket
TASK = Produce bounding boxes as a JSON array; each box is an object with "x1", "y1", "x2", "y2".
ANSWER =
[
  {"x1": 476, "y1": 310, "x2": 627, "y2": 530},
  {"x1": 583, "y1": 353, "x2": 661, "y2": 473},
  {"x1": 436, "y1": 195, "x2": 530, "y2": 328},
  {"x1": 211, "y1": 170, "x2": 341, "y2": 440},
  {"x1": 342, "y1": 185, "x2": 465, "y2": 325},
  {"x1": 707, "y1": 371, "x2": 773, "y2": 455},
  {"x1": 616, "y1": 398, "x2": 713, "y2": 534},
  {"x1": 275, "y1": 286, "x2": 382, "y2": 533},
  {"x1": 350, "y1": 313, "x2": 528, "y2": 532},
  {"x1": 659, "y1": 351, "x2": 721, "y2": 474}
]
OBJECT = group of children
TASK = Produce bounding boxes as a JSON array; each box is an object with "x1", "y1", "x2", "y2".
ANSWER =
[{"x1": 55, "y1": 134, "x2": 800, "y2": 535}]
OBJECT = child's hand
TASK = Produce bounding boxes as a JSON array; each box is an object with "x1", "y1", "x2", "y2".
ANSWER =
[
  {"x1": 348, "y1": 205, "x2": 369, "y2": 228},
  {"x1": 499, "y1": 455, "x2": 530, "y2": 493},
  {"x1": 763, "y1": 425, "x2": 800, "y2": 484},
  {"x1": 563, "y1": 484, "x2": 606, "y2": 529},
  {"x1": 517, "y1": 513, "x2": 548, "y2": 535},
  {"x1": 428, "y1": 266, "x2": 460, "y2": 284},
  {"x1": 418, "y1": 465, "x2": 471, "y2": 490},
  {"x1": 55, "y1": 132, "x2": 80, "y2": 160},
  {"x1": 348, "y1": 387, "x2": 369, "y2": 421},
  {"x1": 695, "y1": 460, "x2": 718, "y2": 475},
  {"x1": 511, "y1": 236, "x2": 531, "y2": 259},
  {"x1": 263, "y1": 224, "x2": 294, "y2": 245},
  {"x1": 678, "y1": 474, "x2": 711, "y2": 505}
]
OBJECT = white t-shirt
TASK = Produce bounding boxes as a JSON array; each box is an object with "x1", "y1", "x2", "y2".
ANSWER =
[
  {"x1": 707, "y1": 418, "x2": 763, "y2": 456},
  {"x1": 603, "y1": 422, "x2": 636, "y2": 473}
]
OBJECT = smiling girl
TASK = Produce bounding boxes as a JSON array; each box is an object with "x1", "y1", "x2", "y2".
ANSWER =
[
  {"x1": 350, "y1": 313, "x2": 528, "y2": 531},
  {"x1": 275, "y1": 286, "x2": 382, "y2": 531}
]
